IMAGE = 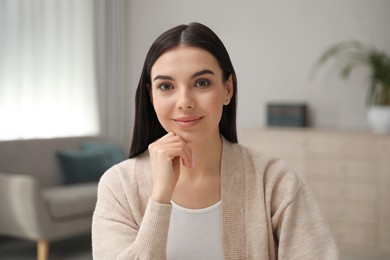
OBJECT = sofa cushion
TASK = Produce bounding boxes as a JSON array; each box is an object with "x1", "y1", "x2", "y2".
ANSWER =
[
  {"x1": 81, "y1": 142, "x2": 125, "y2": 164},
  {"x1": 42, "y1": 182, "x2": 98, "y2": 220},
  {"x1": 0, "y1": 136, "x2": 110, "y2": 187},
  {"x1": 56, "y1": 149, "x2": 111, "y2": 184}
]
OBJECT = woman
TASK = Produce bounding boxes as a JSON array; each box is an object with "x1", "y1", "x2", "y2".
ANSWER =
[{"x1": 92, "y1": 22, "x2": 338, "y2": 259}]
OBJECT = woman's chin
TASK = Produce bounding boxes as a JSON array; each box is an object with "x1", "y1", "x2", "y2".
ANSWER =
[
  {"x1": 166, "y1": 130, "x2": 200, "y2": 144},
  {"x1": 177, "y1": 133, "x2": 198, "y2": 143}
]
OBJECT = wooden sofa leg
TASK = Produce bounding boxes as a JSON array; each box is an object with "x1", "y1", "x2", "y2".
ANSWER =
[{"x1": 37, "y1": 239, "x2": 49, "y2": 260}]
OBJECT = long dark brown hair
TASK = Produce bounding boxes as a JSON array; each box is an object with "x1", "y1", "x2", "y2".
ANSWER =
[{"x1": 129, "y1": 22, "x2": 238, "y2": 158}]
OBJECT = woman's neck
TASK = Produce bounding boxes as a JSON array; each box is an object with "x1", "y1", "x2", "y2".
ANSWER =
[
  {"x1": 182, "y1": 134, "x2": 223, "y2": 176},
  {"x1": 173, "y1": 133, "x2": 223, "y2": 208}
]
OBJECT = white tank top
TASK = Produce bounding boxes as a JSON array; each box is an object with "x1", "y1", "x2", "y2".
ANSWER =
[{"x1": 166, "y1": 200, "x2": 223, "y2": 260}]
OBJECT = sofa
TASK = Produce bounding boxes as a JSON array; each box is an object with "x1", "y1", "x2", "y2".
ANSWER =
[{"x1": 0, "y1": 136, "x2": 125, "y2": 260}]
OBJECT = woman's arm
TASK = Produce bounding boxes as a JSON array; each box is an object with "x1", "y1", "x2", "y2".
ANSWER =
[
  {"x1": 92, "y1": 167, "x2": 172, "y2": 260},
  {"x1": 274, "y1": 184, "x2": 339, "y2": 259},
  {"x1": 92, "y1": 132, "x2": 192, "y2": 259}
]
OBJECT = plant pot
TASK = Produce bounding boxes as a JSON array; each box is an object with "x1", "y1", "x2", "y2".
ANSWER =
[{"x1": 367, "y1": 106, "x2": 390, "y2": 134}]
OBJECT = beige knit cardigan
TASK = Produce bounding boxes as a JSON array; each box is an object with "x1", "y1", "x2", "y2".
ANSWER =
[{"x1": 92, "y1": 139, "x2": 339, "y2": 259}]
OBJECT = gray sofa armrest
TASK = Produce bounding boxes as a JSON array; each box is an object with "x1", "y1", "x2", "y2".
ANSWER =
[{"x1": 0, "y1": 172, "x2": 51, "y2": 240}]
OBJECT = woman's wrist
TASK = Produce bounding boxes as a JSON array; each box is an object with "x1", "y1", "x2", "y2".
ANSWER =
[{"x1": 151, "y1": 191, "x2": 172, "y2": 204}]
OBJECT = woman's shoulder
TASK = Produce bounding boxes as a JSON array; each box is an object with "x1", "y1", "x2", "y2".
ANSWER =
[
  {"x1": 231, "y1": 143, "x2": 304, "y2": 213},
  {"x1": 227, "y1": 141, "x2": 292, "y2": 172},
  {"x1": 98, "y1": 150, "x2": 152, "y2": 190},
  {"x1": 231, "y1": 141, "x2": 303, "y2": 195}
]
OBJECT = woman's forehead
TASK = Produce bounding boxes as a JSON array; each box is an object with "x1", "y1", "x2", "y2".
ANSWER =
[{"x1": 151, "y1": 46, "x2": 221, "y2": 78}]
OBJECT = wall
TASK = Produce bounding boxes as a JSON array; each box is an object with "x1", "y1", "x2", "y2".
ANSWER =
[{"x1": 126, "y1": 0, "x2": 390, "y2": 133}]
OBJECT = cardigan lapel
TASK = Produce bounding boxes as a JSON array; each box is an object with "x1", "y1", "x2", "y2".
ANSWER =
[{"x1": 221, "y1": 139, "x2": 246, "y2": 259}]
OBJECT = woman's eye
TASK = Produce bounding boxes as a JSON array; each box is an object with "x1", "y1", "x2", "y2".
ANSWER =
[
  {"x1": 158, "y1": 83, "x2": 173, "y2": 91},
  {"x1": 195, "y1": 79, "x2": 210, "y2": 88}
]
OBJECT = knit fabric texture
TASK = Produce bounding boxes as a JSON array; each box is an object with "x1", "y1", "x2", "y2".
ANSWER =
[{"x1": 92, "y1": 139, "x2": 339, "y2": 259}]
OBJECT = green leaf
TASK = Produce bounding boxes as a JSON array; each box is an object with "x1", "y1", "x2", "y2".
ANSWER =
[{"x1": 311, "y1": 40, "x2": 390, "y2": 106}]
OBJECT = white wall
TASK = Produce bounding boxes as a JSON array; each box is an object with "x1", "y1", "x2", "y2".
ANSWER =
[{"x1": 126, "y1": 0, "x2": 390, "y2": 133}]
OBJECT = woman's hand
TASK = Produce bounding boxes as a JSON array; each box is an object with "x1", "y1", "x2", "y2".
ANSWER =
[{"x1": 148, "y1": 132, "x2": 193, "y2": 204}]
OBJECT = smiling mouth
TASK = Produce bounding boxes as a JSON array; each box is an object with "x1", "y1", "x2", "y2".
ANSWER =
[
  {"x1": 173, "y1": 116, "x2": 202, "y2": 122},
  {"x1": 172, "y1": 116, "x2": 203, "y2": 128}
]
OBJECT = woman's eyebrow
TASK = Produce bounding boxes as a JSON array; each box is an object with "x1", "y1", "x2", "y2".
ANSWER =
[
  {"x1": 191, "y1": 69, "x2": 214, "y2": 79},
  {"x1": 153, "y1": 75, "x2": 174, "y2": 81},
  {"x1": 153, "y1": 69, "x2": 215, "y2": 82}
]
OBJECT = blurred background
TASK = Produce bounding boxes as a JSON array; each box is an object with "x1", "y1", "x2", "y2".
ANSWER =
[{"x1": 1, "y1": 0, "x2": 389, "y2": 259}]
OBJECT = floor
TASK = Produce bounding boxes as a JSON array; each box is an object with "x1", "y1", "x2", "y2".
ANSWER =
[
  {"x1": 340, "y1": 250, "x2": 390, "y2": 260},
  {"x1": 1, "y1": 235, "x2": 389, "y2": 260},
  {"x1": 0, "y1": 235, "x2": 92, "y2": 260}
]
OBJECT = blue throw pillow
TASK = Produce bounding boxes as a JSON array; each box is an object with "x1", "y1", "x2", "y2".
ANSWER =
[
  {"x1": 56, "y1": 150, "x2": 112, "y2": 184},
  {"x1": 81, "y1": 142, "x2": 125, "y2": 164}
]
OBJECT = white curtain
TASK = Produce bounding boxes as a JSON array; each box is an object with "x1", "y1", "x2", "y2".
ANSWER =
[
  {"x1": 0, "y1": 0, "x2": 99, "y2": 140},
  {"x1": 94, "y1": 0, "x2": 129, "y2": 149}
]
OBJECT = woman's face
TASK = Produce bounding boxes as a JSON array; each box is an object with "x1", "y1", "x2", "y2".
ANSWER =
[{"x1": 150, "y1": 46, "x2": 233, "y2": 143}]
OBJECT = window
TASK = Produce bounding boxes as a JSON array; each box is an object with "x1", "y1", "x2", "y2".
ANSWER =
[{"x1": 0, "y1": 0, "x2": 99, "y2": 140}]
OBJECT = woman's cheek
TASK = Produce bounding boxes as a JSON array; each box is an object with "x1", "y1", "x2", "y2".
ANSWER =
[{"x1": 153, "y1": 100, "x2": 172, "y2": 130}]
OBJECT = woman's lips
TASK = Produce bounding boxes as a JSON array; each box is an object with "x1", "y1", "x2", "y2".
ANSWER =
[{"x1": 172, "y1": 116, "x2": 203, "y2": 128}]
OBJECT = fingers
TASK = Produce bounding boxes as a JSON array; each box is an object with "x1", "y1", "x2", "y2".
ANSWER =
[
  {"x1": 148, "y1": 132, "x2": 193, "y2": 204},
  {"x1": 149, "y1": 132, "x2": 193, "y2": 168}
]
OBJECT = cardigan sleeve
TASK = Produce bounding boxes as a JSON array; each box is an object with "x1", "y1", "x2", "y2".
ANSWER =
[
  {"x1": 274, "y1": 184, "x2": 339, "y2": 259},
  {"x1": 92, "y1": 164, "x2": 172, "y2": 260}
]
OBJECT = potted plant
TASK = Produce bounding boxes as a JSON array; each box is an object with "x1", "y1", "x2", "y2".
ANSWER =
[{"x1": 311, "y1": 40, "x2": 390, "y2": 133}]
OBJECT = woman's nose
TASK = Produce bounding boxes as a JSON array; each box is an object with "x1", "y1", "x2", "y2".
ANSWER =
[{"x1": 177, "y1": 88, "x2": 195, "y2": 110}]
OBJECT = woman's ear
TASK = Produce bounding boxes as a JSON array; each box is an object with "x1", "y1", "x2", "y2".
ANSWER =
[{"x1": 224, "y1": 75, "x2": 233, "y2": 105}]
